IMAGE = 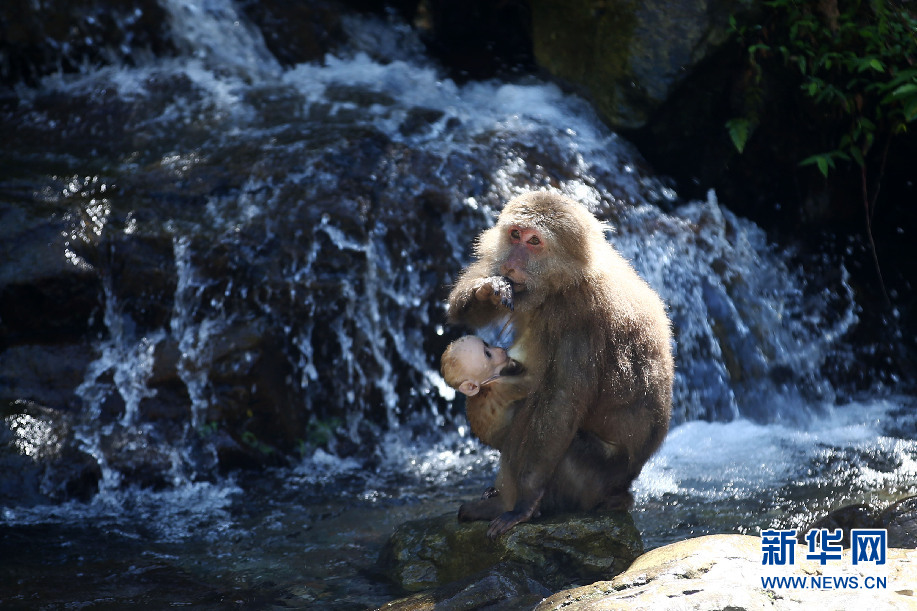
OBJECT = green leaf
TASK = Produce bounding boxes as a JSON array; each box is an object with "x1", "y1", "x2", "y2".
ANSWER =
[
  {"x1": 903, "y1": 100, "x2": 917, "y2": 122},
  {"x1": 726, "y1": 118, "x2": 752, "y2": 153},
  {"x1": 856, "y1": 57, "x2": 885, "y2": 73},
  {"x1": 889, "y1": 83, "x2": 917, "y2": 99},
  {"x1": 800, "y1": 154, "x2": 832, "y2": 177},
  {"x1": 799, "y1": 151, "x2": 849, "y2": 177},
  {"x1": 849, "y1": 146, "x2": 865, "y2": 167},
  {"x1": 816, "y1": 157, "x2": 830, "y2": 176},
  {"x1": 885, "y1": 72, "x2": 917, "y2": 89}
]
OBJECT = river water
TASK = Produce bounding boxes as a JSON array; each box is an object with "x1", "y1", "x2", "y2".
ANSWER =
[{"x1": 1, "y1": 3, "x2": 915, "y2": 609}]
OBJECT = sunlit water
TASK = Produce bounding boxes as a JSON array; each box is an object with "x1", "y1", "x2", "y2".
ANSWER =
[{"x1": 1, "y1": 3, "x2": 915, "y2": 609}]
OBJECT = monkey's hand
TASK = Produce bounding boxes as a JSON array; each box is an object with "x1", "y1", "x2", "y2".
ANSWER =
[
  {"x1": 486, "y1": 494, "x2": 542, "y2": 539},
  {"x1": 471, "y1": 276, "x2": 514, "y2": 311}
]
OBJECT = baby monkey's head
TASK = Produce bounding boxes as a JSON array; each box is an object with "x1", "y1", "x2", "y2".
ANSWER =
[{"x1": 441, "y1": 336, "x2": 524, "y2": 397}]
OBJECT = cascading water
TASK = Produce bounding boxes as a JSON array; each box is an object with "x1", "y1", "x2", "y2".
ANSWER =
[{"x1": 1, "y1": 2, "x2": 914, "y2": 608}]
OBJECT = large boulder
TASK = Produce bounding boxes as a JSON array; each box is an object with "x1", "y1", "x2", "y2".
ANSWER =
[
  {"x1": 536, "y1": 534, "x2": 917, "y2": 610},
  {"x1": 528, "y1": 0, "x2": 758, "y2": 130}
]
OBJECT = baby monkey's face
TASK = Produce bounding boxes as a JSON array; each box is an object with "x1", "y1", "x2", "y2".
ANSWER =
[{"x1": 453, "y1": 336, "x2": 523, "y2": 391}]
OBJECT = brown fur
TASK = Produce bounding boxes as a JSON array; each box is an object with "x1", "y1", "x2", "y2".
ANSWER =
[
  {"x1": 447, "y1": 191, "x2": 674, "y2": 538},
  {"x1": 462, "y1": 378, "x2": 528, "y2": 449}
]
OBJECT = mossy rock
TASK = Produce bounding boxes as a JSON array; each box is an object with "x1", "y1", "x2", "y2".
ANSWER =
[
  {"x1": 529, "y1": 0, "x2": 759, "y2": 129},
  {"x1": 379, "y1": 510, "x2": 643, "y2": 592}
]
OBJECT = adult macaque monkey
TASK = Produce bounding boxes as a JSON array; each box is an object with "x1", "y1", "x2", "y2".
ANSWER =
[{"x1": 447, "y1": 191, "x2": 674, "y2": 539}]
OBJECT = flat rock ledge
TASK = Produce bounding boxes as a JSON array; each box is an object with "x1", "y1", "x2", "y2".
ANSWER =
[
  {"x1": 379, "y1": 510, "x2": 642, "y2": 595},
  {"x1": 379, "y1": 533, "x2": 917, "y2": 610},
  {"x1": 537, "y1": 534, "x2": 917, "y2": 610}
]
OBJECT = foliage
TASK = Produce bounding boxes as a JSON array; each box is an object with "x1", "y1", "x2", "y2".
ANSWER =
[
  {"x1": 241, "y1": 430, "x2": 275, "y2": 455},
  {"x1": 726, "y1": 116, "x2": 753, "y2": 153},
  {"x1": 198, "y1": 420, "x2": 220, "y2": 436},
  {"x1": 728, "y1": 0, "x2": 917, "y2": 174},
  {"x1": 305, "y1": 417, "x2": 343, "y2": 448},
  {"x1": 728, "y1": 0, "x2": 916, "y2": 302}
]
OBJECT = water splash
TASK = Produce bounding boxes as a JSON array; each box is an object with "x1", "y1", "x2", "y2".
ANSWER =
[
  {"x1": 633, "y1": 397, "x2": 917, "y2": 547},
  {"x1": 73, "y1": 274, "x2": 164, "y2": 489},
  {"x1": 161, "y1": 0, "x2": 281, "y2": 81},
  {"x1": 170, "y1": 235, "x2": 217, "y2": 430},
  {"x1": 612, "y1": 191, "x2": 858, "y2": 422}
]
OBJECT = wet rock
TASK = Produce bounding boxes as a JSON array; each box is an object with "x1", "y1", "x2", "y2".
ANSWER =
[
  {"x1": 96, "y1": 234, "x2": 178, "y2": 334},
  {"x1": 379, "y1": 562, "x2": 550, "y2": 611},
  {"x1": 203, "y1": 323, "x2": 308, "y2": 461},
  {"x1": 0, "y1": 0, "x2": 175, "y2": 86},
  {"x1": 238, "y1": 0, "x2": 347, "y2": 67},
  {"x1": 0, "y1": 204, "x2": 102, "y2": 346},
  {"x1": 536, "y1": 534, "x2": 917, "y2": 610},
  {"x1": 379, "y1": 511, "x2": 642, "y2": 593},
  {"x1": 797, "y1": 503, "x2": 880, "y2": 547},
  {"x1": 102, "y1": 429, "x2": 179, "y2": 491},
  {"x1": 528, "y1": 0, "x2": 759, "y2": 130},
  {"x1": 417, "y1": 0, "x2": 534, "y2": 79},
  {"x1": 799, "y1": 497, "x2": 917, "y2": 550},
  {"x1": 881, "y1": 497, "x2": 917, "y2": 549},
  {"x1": 0, "y1": 100, "x2": 486, "y2": 481},
  {"x1": 0, "y1": 401, "x2": 101, "y2": 505},
  {"x1": 0, "y1": 344, "x2": 95, "y2": 411}
]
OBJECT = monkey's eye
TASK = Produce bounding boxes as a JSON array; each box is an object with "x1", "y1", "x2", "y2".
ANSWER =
[
  {"x1": 527, "y1": 235, "x2": 541, "y2": 246},
  {"x1": 510, "y1": 229, "x2": 521, "y2": 241}
]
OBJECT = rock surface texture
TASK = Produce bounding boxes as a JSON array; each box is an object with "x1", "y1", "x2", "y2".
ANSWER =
[
  {"x1": 528, "y1": 0, "x2": 757, "y2": 129},
  {"x1": 536, "y1": 534, "x2": 917, "y2": 610},
  {"x1": 380, "y1": 511, "x2": 643, "y2": 593}
]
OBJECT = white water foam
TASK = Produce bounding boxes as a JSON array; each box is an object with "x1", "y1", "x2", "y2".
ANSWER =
[{"x1": 634, "y1": 397, "x2": 917, "y2": 512}]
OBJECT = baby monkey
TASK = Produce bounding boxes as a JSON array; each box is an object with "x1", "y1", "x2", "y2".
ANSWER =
[{"x1": 440, "y1": 335, "x2": 528, "y2": 449}]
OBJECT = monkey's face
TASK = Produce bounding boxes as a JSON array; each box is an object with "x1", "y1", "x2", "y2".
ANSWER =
[{"x1": 499, "y1": 224, "x2": 545, "y2": 293}]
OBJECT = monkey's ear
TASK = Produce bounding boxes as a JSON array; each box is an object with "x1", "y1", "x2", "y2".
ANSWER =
[{"x1": 458, "y1": 380, "x2": 480, "y2": 396}]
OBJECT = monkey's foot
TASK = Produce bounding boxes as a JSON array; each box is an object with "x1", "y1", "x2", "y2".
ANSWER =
[
  {"x1": 487, "y1": 510, "x2": 528, "y2": 539},
  {"x1": 486, "y1": 494, "x2": 542, "y2": 539}
]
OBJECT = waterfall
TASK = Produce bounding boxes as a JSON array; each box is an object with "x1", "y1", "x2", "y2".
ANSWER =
[{"x1": 0, "y1": 2, "x2": 874, "y2": 498}]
